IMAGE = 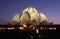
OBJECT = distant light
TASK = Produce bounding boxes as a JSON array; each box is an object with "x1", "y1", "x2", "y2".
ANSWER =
[
  {"x1": 19, "y1": 27, "x2": 24, "y2": 30},
  {"x1": 30, "y1": 36, "x2": 33, "y2": 38},
  {"x1": 7, "y1": 27, "x2": 14, "y2": 30},
  {"x1": 36, "y1": 29, "x2": 39, "y2": 33},
  {"x1": 53, "y1": 28, "x2": 56, "y2": 30},
  {"x1": 33, "y1": 27, "x2": 35, "y2": 30},
  {"x1": 39, "y1": 35, "x2": 41, "y2": 37},
  {"x1": 23, "y1": 24, "x2": 27, "y2": 28},
  {"x1": 49, "y1": 28, "x2": 52, "y2": 30},
  {"x1": 49, "y1": 28, "x2": 56, "y2": 30}
]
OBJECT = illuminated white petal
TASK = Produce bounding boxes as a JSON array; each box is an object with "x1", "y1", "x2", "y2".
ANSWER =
[
  {"x1": 11, "y1": 14, "x2": 20, "y2": 23},
  {"x1": 39, "y1": 13, "x2": 48, "y2": 23}
]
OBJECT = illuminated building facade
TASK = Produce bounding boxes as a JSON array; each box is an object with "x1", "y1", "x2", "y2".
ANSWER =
[{"x1": 10, "y1": 7, "x2": 49, "y2": 25}]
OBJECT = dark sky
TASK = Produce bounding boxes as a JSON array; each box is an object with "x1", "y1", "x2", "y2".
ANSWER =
[{"x1": 0, "y1": 0, "x2": 60, "y2": 24}]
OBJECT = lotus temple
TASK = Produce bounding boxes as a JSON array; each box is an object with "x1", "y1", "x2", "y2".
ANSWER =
[{"x1": 10, "y1": 7, "x2": 49, "y2": 25}]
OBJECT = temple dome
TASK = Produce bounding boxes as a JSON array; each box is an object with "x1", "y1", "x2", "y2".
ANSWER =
[
  {"x1": 11, "y1": 7, "x2": 49, "y2": 25},
  {"x1": 20, "y1": 7, "x2": 39, "y2": 25}
]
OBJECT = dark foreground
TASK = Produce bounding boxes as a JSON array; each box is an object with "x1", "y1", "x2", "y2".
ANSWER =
[{"x1": 0, "y1": 25, "x2": 60, "y2": 39}]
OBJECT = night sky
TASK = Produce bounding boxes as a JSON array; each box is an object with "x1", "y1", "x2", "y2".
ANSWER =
[{"x1": 0, "y1": 0, "x2": 60, "y2": 24}]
